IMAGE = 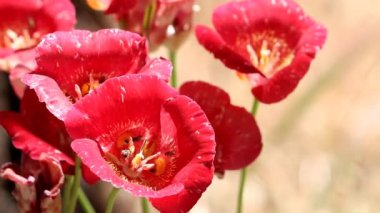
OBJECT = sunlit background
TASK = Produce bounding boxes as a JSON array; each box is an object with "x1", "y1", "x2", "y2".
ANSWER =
[{"x1": 1, "y1": 0, "x2": 380, "y2": 212}]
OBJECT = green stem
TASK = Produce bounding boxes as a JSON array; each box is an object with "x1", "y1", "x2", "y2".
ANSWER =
[
  {"x1": 142, "y1": 0, "x2": 157, "y2": 39},
  {"x1": 67, "y1": 157, "x2": 82, "y2": 213},
  {"x1": 237, "y1": 99, "x2": 260, "y2": 213},
  {"x1": 237, "y1": 168, "x2": 247, "y2": 213},
  {"x1": 78, "y1": 188, "x2": 95, "y2": 213},
  {"x1": 105, "y1": 188, "x2": 120, "y2": 213},
  {"x1": 141, "y1": 197, "x2": 150, "y2": 213},
  {"x1": 251, "y1": 98, "x2": 260, "y2": 115},
  {"x1": 169, "y1": 50, "x2": 177, "y2": 88},
  {"x1": 63, "y1": 176, "x2": 73, "y2": 212}
]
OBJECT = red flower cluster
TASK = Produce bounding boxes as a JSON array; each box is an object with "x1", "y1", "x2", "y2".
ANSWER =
[
  {"x1": 0, "y1": 0, "x2": 327, "y2": 212},
  {"x1": 196, "y1": 0, "x2": 327, "y2": 103},
  {"x1": 2, "y1": 29, "x2": 216, "y2": 212}
]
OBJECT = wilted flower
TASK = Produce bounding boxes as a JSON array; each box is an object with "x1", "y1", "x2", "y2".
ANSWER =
[
  {"x1": 180, "y1": 81, "x2": 262, "y2": 177},
  {"x1": 0, "y1": 90, "x2": 70, "y2": 211},
  {"x1": 65, "y1": 75, "x2": 215, "y2": 212},
  {"x1": 22, "y1": 29, "x2": 171, "y2": 121},
  {"x1": 0, "y1": 154, "x2": 64, "y2": 213},
  {"x1": 195, "y1": 0, "x2": 327, "y2": 103}
]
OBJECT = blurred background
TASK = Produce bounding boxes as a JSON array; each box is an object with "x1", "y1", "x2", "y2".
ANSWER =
[{"x1": 1, "y1": 0, "x2": 380, "y2": 212}]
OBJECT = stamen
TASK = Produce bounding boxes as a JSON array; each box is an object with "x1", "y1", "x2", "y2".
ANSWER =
[
  {"x1": 128, "y1": 137, "x2": 135, "y2": 154},
  {"x1": 246, "y1": 44, "x2": 259, "y2": 66},
  {"x1": 245, "y1": 31, "x2": 295, "y2": 77},
  {"x1": 1, "y1": 27, "x2": 39, "y2": 49},
  {"x1": 121, "y1": 150, "x2": 131, "y2": 158},
  {"x1": 74, "y1": 84, "x2": 82, "y2": 99}
]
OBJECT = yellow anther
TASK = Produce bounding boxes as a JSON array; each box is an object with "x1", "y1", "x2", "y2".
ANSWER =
[
  {"x1": 86, "y1": 0, "x2": 108, "y2": 11},
  {"x1": 132, "y1": 154, "x2": 143, "y2": 170},
  {"x1": 81, "y1": 83, "x2": 90, "y2": 96},
  {"x1": 153, "y1": 156, "x2": 166, "y2": 176}
]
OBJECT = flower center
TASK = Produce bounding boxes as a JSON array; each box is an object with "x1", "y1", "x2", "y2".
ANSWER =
[
  {"x1": 0, "y1": 18, "x2": 40, "y2": 50},
  {"x1": 245, "y1": 30, "x2": 295, "y2": 77},
  {"x1": 104, "y1": 129, "x2": 176, "y2": 189},
  {"x1": 70, "y1": 74, "x2": 106, "y2": 102},
  {"x1": 117, "y1": 133, "x2": 166, "y2": 177}
]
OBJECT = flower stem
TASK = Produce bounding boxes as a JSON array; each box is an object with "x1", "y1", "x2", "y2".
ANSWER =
[
  {"x1": 63, "y1": 176, "x2": 73, "y2": 212},
  {"x1": 237, "y1": 99, "x2": 260, "y2": 213},
  {"x1": 142, "y1": 0, "x2": 157, "y2": 38},
  {"x1": 78, "y1": 188, "x2": 95, "y2": 213},
  {"x1": 237, "y1": 168, "x2": 247, "y2": 213},
  {"x1": 67, "y1": 157, "x2": 82, "y2": 213},
  {"x1": 105, "y1": 188, "x2": 120, "y2": 213},
  {"x1": 169, "y1": 50, "x2": 177, "y2": 88},
  {"x1": 141, "y1": 197, "x2": 150, "y2": 213},
  {"x1": 251, "y1": 98, "x2": 260, "y2": 115}
]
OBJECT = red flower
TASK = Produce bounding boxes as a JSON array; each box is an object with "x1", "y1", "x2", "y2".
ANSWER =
[
  {"x1": 1, "y1": 154, "x2": 64, "y2": 213},
  {"x1": 22, "y1": 29, "x2": 172, "y2": 121},
  {"x1": 88, "y1": 0, "x2": 195, "y2": 50},
  {"x1": 65, "y1": 75, "x2": 215, "y2": 213},
  {"x1": 180, "y1": 81, "x2": 262, "y2": 177},
  {"x1": 0, "y1": 0, "x2": 76, "y2": 97},
  {"x1": 0, "y1": 0, "x2": 75, "y2": 58},
  {"x1": 195, "y1": 0, "x2": 327, "y2": 103}
]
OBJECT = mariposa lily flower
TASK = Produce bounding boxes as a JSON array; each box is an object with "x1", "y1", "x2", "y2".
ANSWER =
[
  {"x1": 195, "y1": 0, "x2": 327, "y2": 103},
  {"x1": 22, "y1": 29, "x2": 172, "y2": 121},
  {"x1": 0, "y1": 154, "x2": 64, "y2": 213},
  {"x1": 65, "y1": 75, "x2": 215, "y2": 213},
  {"x1": 180, "y1": 81, "x2": 262, "y2": 177},
  {"x1": 87, "y1": 0, "x2": 195, "y2": 50},
  {"x1": 0, "y1": 0, "x2": 76, "y2": 97}
]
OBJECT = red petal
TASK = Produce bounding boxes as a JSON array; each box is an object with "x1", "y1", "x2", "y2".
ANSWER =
[
  {"x1": 150, "y1": 95, "x2": 215, "y2": 212},
  {"x1": 0, "y1": 111, "x2": 73, "y2": 166},
  {"x1": 180, "y1": 81, "x2": 262, "y2": 174},
  {"x1": 195, "y1": 25, "x2": 261, "y2": 74},
  {"x1": 35, "y1": 30, "x2": 147, "y2": 83},
  {"x1": 139, "y1": 57, "x2": 173, "y2": 83},
  {"x1": 179, "y1": 81, "x2": 230, "y2": 127},
  {"x1": 22, "y1": 74, "x2": 72, "y2": 121},
  {"x1": 216, "y1": 105, "x2": 262, "y2": 171},
  {"x1": 40, "y1": 0, "x2": 76, "y2": 31},
  {"x1": 9, "y1": 64, "x2": 34, "y2": 98}
]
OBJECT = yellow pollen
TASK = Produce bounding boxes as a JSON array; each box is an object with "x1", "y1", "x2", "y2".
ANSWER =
[
  {"x1": 86, "y1": 0, "x2": 108, "y2": 11},
  {"x1": 153, "y1": 156, "x2": 167, "y2": 176},
  {"x1": 74, "y1": 74, "x2": 104, "y2": 100},
  {"x1": 131, "y1": 153, "x2": 143, "y2": 169}
]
